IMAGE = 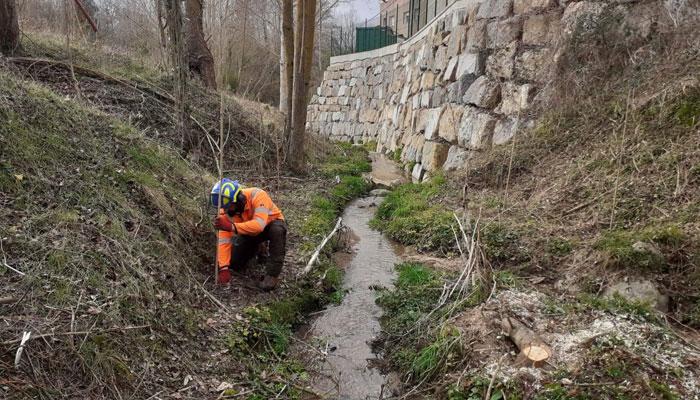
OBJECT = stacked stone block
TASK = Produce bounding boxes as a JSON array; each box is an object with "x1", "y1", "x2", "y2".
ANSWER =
[{"x1": 307, "y1": 0, "x2": 662, "y2": 177}]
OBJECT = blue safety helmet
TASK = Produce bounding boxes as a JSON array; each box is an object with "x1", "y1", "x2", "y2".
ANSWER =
[{"x1": 210, "y1": 178, "x2": 241, "y2": 210}]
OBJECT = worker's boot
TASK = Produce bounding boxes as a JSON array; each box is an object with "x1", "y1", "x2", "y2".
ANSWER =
[{"x1": 258, "y1": 275, "x2": 280, "y2": 292}]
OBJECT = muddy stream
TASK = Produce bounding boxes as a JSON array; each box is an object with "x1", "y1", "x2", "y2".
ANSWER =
[{"x1": 299, "y1": 155, "x2": 407, "y2": 399}]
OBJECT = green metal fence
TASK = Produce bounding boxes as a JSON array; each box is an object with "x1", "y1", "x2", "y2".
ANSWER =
[{"x1": 355, "y1": 26, "x2": 398, "y2": 53}]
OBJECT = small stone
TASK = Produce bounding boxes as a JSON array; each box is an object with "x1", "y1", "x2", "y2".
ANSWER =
[{"x1": 604, "y1": 279, "x2": 669, "y2": 312}]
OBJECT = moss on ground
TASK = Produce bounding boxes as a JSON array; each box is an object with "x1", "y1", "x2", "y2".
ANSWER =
[{"x1": 372, "y1": 175, "x2": 456, "y2": 253}]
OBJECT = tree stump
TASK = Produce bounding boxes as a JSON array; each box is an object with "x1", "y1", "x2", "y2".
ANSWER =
[{"x1": 501, "y1": 317, "x2": 552, "y2": 368}]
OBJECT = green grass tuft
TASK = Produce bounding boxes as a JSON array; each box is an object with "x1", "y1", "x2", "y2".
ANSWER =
[{"x1": 372, "y1": 175, "x2": 455, "y2": 252}]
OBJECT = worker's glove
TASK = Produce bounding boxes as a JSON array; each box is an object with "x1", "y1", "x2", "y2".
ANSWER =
[
  {"x1": 218, "y1": 266, "x2": 231, "y2": 285},
  {"x1": 213, "y1": 215, "x2": 235, "y2": 232}
]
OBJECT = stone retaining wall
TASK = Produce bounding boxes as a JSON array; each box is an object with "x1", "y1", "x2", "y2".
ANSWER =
[{"x1": 307, "y1": 0, "x2": 667, "y2": 179}]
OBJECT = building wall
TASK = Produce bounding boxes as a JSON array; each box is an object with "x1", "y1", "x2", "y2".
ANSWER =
[
  {"x1": 380, "y1": 0, "x2": 411, "y2": 38},
  {"x1": 310, "y1": 0, "x2": 666, "y2": 179}
]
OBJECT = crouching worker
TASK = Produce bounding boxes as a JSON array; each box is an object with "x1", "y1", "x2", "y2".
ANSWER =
[{"x1": 211, "y1": 179, "x2": 287, "y2": 291}]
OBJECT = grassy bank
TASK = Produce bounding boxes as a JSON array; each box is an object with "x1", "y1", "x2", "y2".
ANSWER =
[
  {"x1": 0, "y1": 41, "x2": 372, "y2": 398},
  {"x1": 0, "y1": 70, "x2": 212, "y2": 397}
]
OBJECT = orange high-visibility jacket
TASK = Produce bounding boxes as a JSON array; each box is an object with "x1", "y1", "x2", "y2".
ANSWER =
[{"x1": 217, "y1": 187, "x2": 284, "y2": 268}]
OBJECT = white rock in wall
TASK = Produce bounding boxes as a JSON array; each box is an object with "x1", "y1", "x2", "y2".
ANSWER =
[
  {"x1": 443, "y1": 56, "x2": 460, "y2": 82},
  {"x1": 499, "y1": 83, "x2": 536, "y2": 115},
  {"x1": 420, "y1": 91, "x2": 432, "y2": 108},
  {"x1": 486, "y1": 41, "x2": 517, "y2": 80},
  {"x1": 443, "y1": 145, "x2": 471, "y2": 171},
  {"x1": 423, "y1": 107, "x2": 444, "y2": 140},
  {"x1": 486, "y1": 17, "x2": 523, "y2": 49},
  {"x1": 438, "y1": 104, "x2": 464, "y2": 143},
  {"x1": 523, "y1": 11, "x2": 562, "y2": 46},
  {"x1": 456, "y1": 52, "x2": 484, "y2": 78},
  {"x1": 421, "y1": 141, "x2": 450, "y2": 171},
  {"x1": 463, "y1": 76, "x2": 501, "y2": 109},
  {"x1": 458, "y1": 108, "x2": 497, "y2": 149},
  {"x1": 476, "y1": 0, "x2": 513, "y2": 19},
  {"x1": 412, "y1": 163, "x2": 425, "y2": 183},
  {"x1": 465, "y1": 20, "x2": 488, "y2": 52},
  {"x1": 493, "y1": 117, "x2": 519, "y2": 145},
  {"x1": 515, "y1": 48, "x2": 552, "y2": 82}
]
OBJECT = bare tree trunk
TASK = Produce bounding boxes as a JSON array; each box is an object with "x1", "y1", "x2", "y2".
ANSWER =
[
  {"x1": 185, "y1": 0, "x2": 217, "y2": 89},
  {"x1": 0, "y1": 0, "x2": 21, "y2": 56},
  {"x1": 288, "y1": 0, "x2": 317, "y2": 173},
  {"x1": 156, "y1": 0, "x2": 168, "y2": 68},
  {"x1": 280, "y1": 0, "x2": 294, "y2": 133},
  {"x1": 237, "y1": 0, "x2": 249, "y2": 92},
  {"x1": 164, "y1": 0, "x2": 192, "y2": 153}
]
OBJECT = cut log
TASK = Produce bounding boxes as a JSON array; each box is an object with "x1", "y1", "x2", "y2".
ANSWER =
[{"x1": 501, "y1": 316, "x2": 552, "y2": 367}]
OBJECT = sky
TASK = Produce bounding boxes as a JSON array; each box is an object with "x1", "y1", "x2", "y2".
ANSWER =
[{"x1": 334, "y1": 0, "x2": 381, "y2": 23}]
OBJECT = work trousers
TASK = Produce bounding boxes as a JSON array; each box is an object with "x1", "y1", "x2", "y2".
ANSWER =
[{"x1": 230, "y1": 220, "x2": 287, "y2": 277}]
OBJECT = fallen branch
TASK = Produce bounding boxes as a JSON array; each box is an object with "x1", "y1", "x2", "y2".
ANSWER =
[
  {"x1": 2, "y1": 262, "x2": 25, "y2": 276},
  {"x1": 14, "y1": 332, "x2": 31, "y2": 369},
  {"x1": 501, "y1": 317, "x2": 552, "y2": 367},
  {"x1": 0, "y1": 296, "x2": 17, "y2": 305},
  {"x1": 301, "y1": 218, "x2": 343, "y2": 275},
  {"x1": 3, "y1": 325, "x2": 150, "y2": 346}
]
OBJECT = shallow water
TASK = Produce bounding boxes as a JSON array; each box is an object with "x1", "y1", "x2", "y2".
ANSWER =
[{"x1": 306, "y1": 197, "x2": 401, "y2": 400}]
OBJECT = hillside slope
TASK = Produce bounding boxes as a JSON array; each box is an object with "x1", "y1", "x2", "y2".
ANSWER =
[{"x1": 0, "y1": 39, "x2": 372, "y2": 398}]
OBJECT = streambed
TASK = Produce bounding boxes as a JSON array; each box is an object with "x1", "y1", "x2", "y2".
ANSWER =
[{"x1": 300, "y1": 195, "x2": 402, "y2": 399}]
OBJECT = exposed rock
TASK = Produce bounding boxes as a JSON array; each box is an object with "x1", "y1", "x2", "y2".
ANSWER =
[
  {"x1": 443, "y1": 145, "x2": 471, "y2": 171},
  {"x1": 423, "y1": 107, "x2": 444, "y2": 140},
  {"x1": 477, "y1": 0, "x2": 513, "y2": 19},
  {"x1": 447, "y1": 24, "x2": 467, "y2": 58},
  {"x1": 486, "y1": 41, "x2": 518, "y2": 79},
  {"x1": 369, "y1": 188, "x2": 391, "y2": 197},
  {"x1": 443, "y1": 56, "x2": 460, "y2": 82},
  {"x1": 421, "y1": 141, "x2": 450, "y2": 171},
  {"x1": 523, "y1": 11, "x2": 562, "y2": 46},
  {"x1": 438, "y1": 105, "x2": 464, "y2": 143},
  {"x1": 493, "y1": 117, "x2": 519, "y2": 145},
  {"x1": 465, "y1": 20, "x2": 488, "y2": 51},
  {"x1": 561, "y1": 1, "x2": 608, "y2": 37},
  {"x1": 514, "y1": 0, "x2": 557, "y2": 14},
  {"x1": 463, "y1": 76, "x2": 501, "y2": 108},
  {"x1": 604, "y1": 279, "x2": 669, "y2": 312},
  {"x1": 486, "y1": 17, "x2": 523, "y2": 48},
  {"x1": 421, "y1": 70, "x2": 436, "y2": 90},
  {"x1": 411, "y1": 163, "x2": 425, "y2": 182},
  {"x1": 499, "y1": 83, "x2": 536, "y2": 115},
  {"x1": 456, "y1": 52, "x2": 485, "y2": 78},
  {"x1": 458, "y1": 108, "x2": 497, "y2": 149},
  {"x1": 515, "y1": 48, "x2": 552, "y2": 82}
]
